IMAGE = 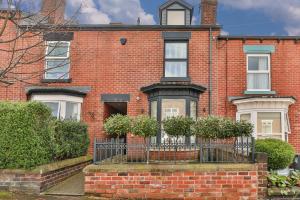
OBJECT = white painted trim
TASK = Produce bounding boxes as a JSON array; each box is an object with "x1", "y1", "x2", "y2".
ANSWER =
[{"x1": 31, "y1": 94, "x2": 83, "y2": 103}]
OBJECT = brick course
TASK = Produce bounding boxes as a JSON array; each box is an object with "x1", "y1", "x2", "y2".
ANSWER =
[
  {"x1": 0, "y1": 158, "x2": 91, "y2": 194},
  {"x1": 84, "y1": 161, "x2": 267, "y2": 200}
]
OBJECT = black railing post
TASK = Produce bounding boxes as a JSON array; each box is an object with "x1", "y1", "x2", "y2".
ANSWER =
[
  {"x1": 146, "y1": 138, "x2": 150, "y2": 164},
  {"x1": 93, "y1": 138, "x2": 97, "y2": 164},
  {"x1": 251, "y1": 137, "x2": 256, "y2": 163}
]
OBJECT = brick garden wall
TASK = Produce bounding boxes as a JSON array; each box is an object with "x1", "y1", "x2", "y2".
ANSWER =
[
  {"x1": 84, "y1": 154, "x2": 268, "y2": 200},
  {"x1": 0, "y1": 156, "x2": 91, "y2": 194}
]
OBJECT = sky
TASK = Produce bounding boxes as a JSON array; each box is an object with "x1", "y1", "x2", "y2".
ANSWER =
[{"x1": 3, "y1": 0, "x2": 300, "y2": 36}]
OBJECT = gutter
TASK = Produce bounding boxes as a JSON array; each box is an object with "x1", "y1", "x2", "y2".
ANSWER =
[
  {"x1": 218, "y1": 35, "x2": 300, "y2": 41},
  {"x1": 208, "y1": 27, "x2": 213, "y2": 115}
]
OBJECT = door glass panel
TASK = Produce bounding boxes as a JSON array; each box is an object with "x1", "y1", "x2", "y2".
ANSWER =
[{"x1": 162, "y1": 99, "x2": 186, "y2": 143}]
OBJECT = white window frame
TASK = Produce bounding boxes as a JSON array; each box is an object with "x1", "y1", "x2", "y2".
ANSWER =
[
  {"x1": 246, "y1": 54, "x2": 271, "y2": 91},
  {"x1": 45, "y1": 41, "x2": 71, "y2": 80},
  {"x1": 237, "y1": 109, "x2": 286, "y2": 141},
  {"x1": 31, "y1": 94, "x2": 82, "y2": 121}
]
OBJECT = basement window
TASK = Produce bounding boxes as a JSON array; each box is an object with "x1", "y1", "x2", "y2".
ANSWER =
[{"x1": 45, "y1": 41, "x2": 70, "y2": 80}]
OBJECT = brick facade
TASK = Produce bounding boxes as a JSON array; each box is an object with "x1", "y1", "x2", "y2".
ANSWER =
[
  {"x1": 1, "y1": 0, "x2": 300, "y2": 154},
  {"x1": 84, "y1": 155, "x2": 268, "y2": 200}
]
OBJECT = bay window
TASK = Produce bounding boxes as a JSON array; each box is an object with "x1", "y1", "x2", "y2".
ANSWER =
[
  {"x1": 45, "y1": 41, "x2": 70, "y2": 80},
  {"x1": 165, "y1": 42, "x2": 188, "y2": 78},
  {"x1": 31, "y1": 94, "x2": 82, "y2": 121},
  {"x1": 150, "y1": 97, "x2": 198, "y2": 144},
  {"x1": 233, "y1": 97, "x2": 295, "y2": 142},
  {"x1": 247, "y1": 54, "x2": 270, "y2": 91}
]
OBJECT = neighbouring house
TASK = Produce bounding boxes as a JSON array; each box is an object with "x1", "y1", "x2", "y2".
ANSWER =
[{"x1": 0, "y1": 0, "x2": 299, "y2": 153}]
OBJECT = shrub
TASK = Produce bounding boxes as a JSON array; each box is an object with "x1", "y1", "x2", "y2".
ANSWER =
[
  {"x1": 163, "y1": 116, "x2": 195, "y2": 141},
  {"x1": 131, "y1": 115, "x2": 159, "y2": 138},
  {"x1": 0, "y1": 102, "x2": 54, "y2": 169},
  {"x1": 192, "y1": 116, "x2": 253, "y2": 139},
  {"x1": 53, "y1": 120, "x2": 89, "y2": 160},
  {"x1": 256, "y1": 139, "x2": 295, "y2": 170},
  {"x1": 104, "y1": 114, "x2": 131, "y2": 138}
]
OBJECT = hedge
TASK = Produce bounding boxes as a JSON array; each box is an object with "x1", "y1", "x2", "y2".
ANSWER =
[
  {"x1": 53, "y1": 120, "x2": 89, "y2": 160},
  {"x1": 0, "y1": 102, "x2": 54, "y2": 169},
  {"x1": 256, "y1": 139, "x2": 295, "y2": 170},
  {"x1": 0, "y1": 102, "x2": 90, "y2": 169}
]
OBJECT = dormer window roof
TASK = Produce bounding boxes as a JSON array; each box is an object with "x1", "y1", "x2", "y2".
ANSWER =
[{"x1": 159, "y1": 0, "x2": 194, "y2": 26}]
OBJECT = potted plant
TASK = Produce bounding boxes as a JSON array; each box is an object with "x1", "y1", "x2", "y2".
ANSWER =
[
  {"x1": 131, "y1": 115, "x2": 159, "y2": 143},
  {"x1": 163, "y1": 116, "x2": 195, "y2": 144},
  {"x1": 103, "y1": 114, "x2": 131, "y2": 142}
]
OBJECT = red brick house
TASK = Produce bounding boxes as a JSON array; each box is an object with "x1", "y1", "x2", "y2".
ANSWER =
[{"x1": 1, "y1": 0, "x2": 299, "y2": 153}]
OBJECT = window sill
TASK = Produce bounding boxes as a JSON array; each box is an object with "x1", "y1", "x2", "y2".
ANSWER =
[
  {"x1": 161, "y1": 77, "x2": 191, "y2": 82},
  {"x1": 244, "y1": 90, "x2": 276, "y2": 95},
  {"x1": 41, "y1": 79, "x2": 72, "y2": 83}
]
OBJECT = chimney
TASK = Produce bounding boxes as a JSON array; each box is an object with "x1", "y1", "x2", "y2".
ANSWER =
[
  {"x1": 41, "y1": 0, "x2": 66, "y2": 24},
  {"x1": 201, "y1": 0, "x2": 218, "y2": 25}
]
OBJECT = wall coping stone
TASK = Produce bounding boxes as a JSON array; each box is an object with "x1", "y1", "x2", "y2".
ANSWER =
[
  {"x1": 84, "y1": 163, "x2": 257, "y2": 173},
  {"x1": 0, "y1": 156, "x2": 92, "y2": 175}
]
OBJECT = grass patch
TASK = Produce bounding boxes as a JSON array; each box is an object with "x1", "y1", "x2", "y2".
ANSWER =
[{"x1": 0, "y1": 191, "x2": 12, "y2": 199}]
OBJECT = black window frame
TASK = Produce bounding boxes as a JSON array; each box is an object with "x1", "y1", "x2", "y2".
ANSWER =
[{"x1": 163, "y1": 40, "x2": 189, "y2": 80}]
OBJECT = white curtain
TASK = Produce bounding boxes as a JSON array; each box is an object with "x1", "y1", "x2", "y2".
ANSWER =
[
  {"x1": 165, "y1": 62, "x2": 187, "y2": 77},
  {"x1": 247, "y1": 73, "x2": 269, "y2": 90}
]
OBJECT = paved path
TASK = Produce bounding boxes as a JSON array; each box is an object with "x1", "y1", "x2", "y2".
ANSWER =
[{"x1": 44, "y1": 172, "x2": 85, "y2": 196}]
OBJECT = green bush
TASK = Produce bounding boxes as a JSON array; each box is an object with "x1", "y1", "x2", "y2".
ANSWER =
[
  {"x1": 0, "y1": 102, "x2": 54, "y2": 169},
  {"x1": 104, "y1": 114, "x2": 131, "y2": 138},
  {"x1": 256, "y1": 139, "x2": 295, "y2": 170},
  {"x1": 53, "y1": 120, "x2": 89, "y2": 160},
  {"x1": 131, "y1": 115, "x2": 159, "y2": 138},
  {"x1": 192, "y1": 116, "x2": 253, "y2": 139},
  {"x1": 163, "y1": 116, "x2": 195, "y2": 141}
]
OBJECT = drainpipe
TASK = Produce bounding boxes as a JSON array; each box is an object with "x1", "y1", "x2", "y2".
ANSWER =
[{"x1": 208, "y1": 27, "x2": 213, "y2": 115}]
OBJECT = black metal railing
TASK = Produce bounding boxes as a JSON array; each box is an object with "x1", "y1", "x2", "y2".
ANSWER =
[{"x1": 93, "y1": 137, "x2": 255, "y2": 164}]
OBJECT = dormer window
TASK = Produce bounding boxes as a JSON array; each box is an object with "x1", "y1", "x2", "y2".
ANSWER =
[
  {"x1": 160, "y1": 0, "x2": 193, "y2": 26},
  {"x1": 167, "y1": 10, "x2": 185, "y2": 25}
]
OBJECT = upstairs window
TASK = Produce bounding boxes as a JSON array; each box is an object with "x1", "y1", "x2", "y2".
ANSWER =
[
  {"x1": 165, "y1": 41, "x2": 188, "y2": 78},
  {"x1": 45, "y1": 41, "x2": 70, "y2": 80},
  {"x1": 247, "y1": 54, "x2": 270, "y2": 91},
  {"x1": 167, "y1": 10, "x2": 185, "y2": 25}
]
